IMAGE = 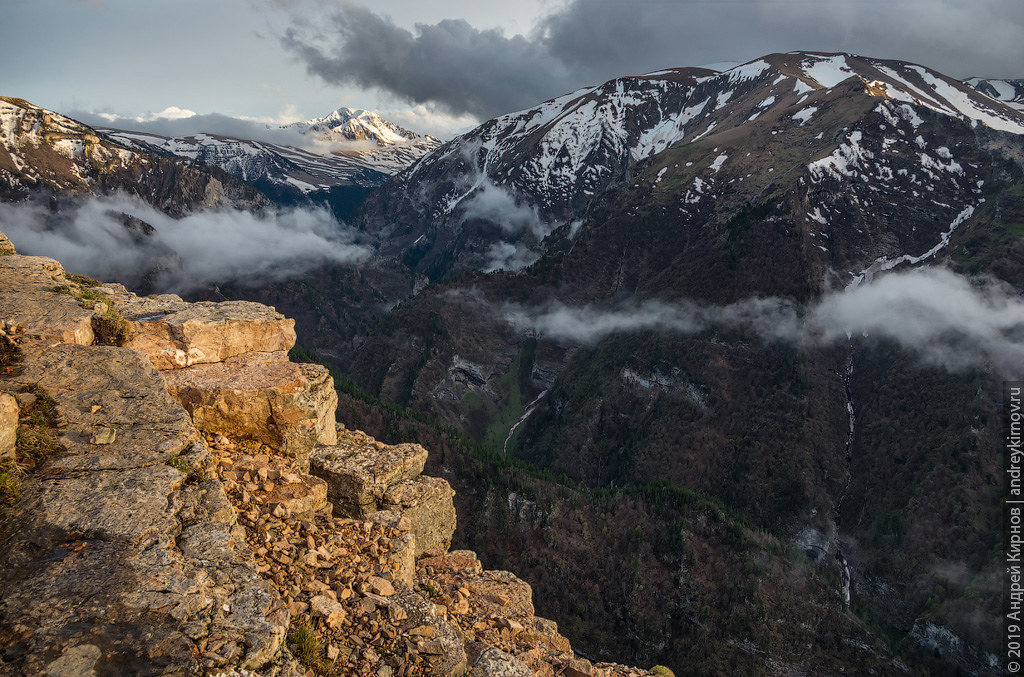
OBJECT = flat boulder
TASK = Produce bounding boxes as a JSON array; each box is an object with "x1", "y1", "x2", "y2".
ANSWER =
[
  {"x1": 8, "y1": 344, "x2": 200, "y2": 472},
  {"x1": 113, "y1": 293, "x2": 296, "y2": 370},
  {"x1": 0, "y1": 255, "x2": 95, "y2": 347}
]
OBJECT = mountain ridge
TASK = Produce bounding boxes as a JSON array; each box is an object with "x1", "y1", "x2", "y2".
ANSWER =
[{"x1": 354, "y1": 51, "x2": 1024, "y2": 280}]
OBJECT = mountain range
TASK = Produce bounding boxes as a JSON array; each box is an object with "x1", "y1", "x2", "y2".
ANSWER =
[
  {"x1": 0, "y1": 50, "x2": 1020, "y2": 675},
  {"x1": 100, "y1": 107, "x2": 440, "y2": 218}
]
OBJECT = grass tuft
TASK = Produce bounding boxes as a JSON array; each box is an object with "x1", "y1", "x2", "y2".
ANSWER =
[
  {"x1": 167, "y1": 456, "x2": 205, "y2": 484},
  {"x1": 2, "y1": 384, "x2": 59, "y2": 505},
  {"x1": 66, "y1": 274, "x2": 101, "y2": 287},
  {"x1": 287, "y1": 617, "x2": 340, "y2": 676}
]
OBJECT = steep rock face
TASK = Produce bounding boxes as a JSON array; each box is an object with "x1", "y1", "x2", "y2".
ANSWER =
[{"x1": 0, "y1": 96, "x2": 268, "y2": 215}]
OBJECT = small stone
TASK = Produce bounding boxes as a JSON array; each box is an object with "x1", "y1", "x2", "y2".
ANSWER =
[
  {"x1": 418, "y1": 641, "x2": 445, "y2": 655},
  {"x1": 15, "y1": 392, "x2": 38, "y2": 410},
  {"x1": 89, "y1": 404, "x2": 101, "y2": 414},
  {"x1": 367, "y1": 576, "x2": 395, "y2": 596},
  {"x1": 408, "y1": 625, "x2": 435, "y2": 638},
  {"x1": 309, "y1": 595, "x2": 347, "y2": 630},
  {"x1": 326, "y1": 644, "x2": 340, "y2": 661},
  {"x1": 272, "y1": 504, "x2": 288, "y2": 519},
  {"x1": 89, "y1": 427, "x2": 116, "y2": 445}
]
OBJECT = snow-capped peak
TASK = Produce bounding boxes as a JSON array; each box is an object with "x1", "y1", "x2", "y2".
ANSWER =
[{"x1": 287, "y1": 107, "x2": 437, "y2": 147}]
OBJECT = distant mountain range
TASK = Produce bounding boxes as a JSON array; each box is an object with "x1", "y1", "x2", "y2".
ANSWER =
[{"x1": 97, "y1": 107, "x2": 440, "y2": 218}]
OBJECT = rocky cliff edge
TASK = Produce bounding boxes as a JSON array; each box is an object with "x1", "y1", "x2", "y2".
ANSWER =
[{"x1": 0, "y1": 229, "x2": 652, "y2": 677}]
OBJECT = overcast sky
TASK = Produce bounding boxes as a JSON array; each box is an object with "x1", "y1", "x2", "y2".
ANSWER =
[{"x1": 3, "y1": 0, "x2": 1022, "y2": 137}]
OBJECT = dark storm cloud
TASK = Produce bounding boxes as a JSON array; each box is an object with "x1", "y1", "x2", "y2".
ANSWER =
[
  {"x1": 281, "y1": 0, "x2": 1024, "y2": 119},
  {"x1": 280, "y1": 2, "x2": 579, "y2": 119}
]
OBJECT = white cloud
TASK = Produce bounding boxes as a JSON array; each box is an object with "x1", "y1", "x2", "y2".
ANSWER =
[
  {"x1": 0, "y1": 195, "x2": 371, "y2": 292},
  {"x1": 382, "y1": 104, "x2": 478, "y2": 139},
  {"x1": 504, "y1": 267, "x2": 1024, "y2": 377}
]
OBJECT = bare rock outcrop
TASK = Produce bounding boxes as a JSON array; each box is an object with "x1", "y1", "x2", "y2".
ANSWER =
[
  {"x1": 310, "y1": 426, "x2": 456, "y2": 556},
  {"x1": 0, "y1": 255, "x2": 95, "y2": 347},
  {"x1": 309, "y1": 427, "x2": 428, "y2": 516},
  {"x1": 106, "y1": 287, "x2": 297, "y2": 370},
  {"x1": 382, "y1": 475, "x2": 457, "y2": 557},
  {"x1": 0, "y1": 344, "x2": 288, "y2": 675}
]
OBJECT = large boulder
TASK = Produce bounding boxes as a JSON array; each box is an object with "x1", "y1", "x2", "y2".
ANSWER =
[
  {"x1": 111, "y1": 292, "x2": 296, "y2": 370},
  {"x1": 382, "y1": 476, "x2": 456, "y2": 557},
  {"x1": 309, "y1": 428, "x2": 428, "y2": 517},
  {"x1": 162, "y1": 351, "x2": 337, "y2": 464}
]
